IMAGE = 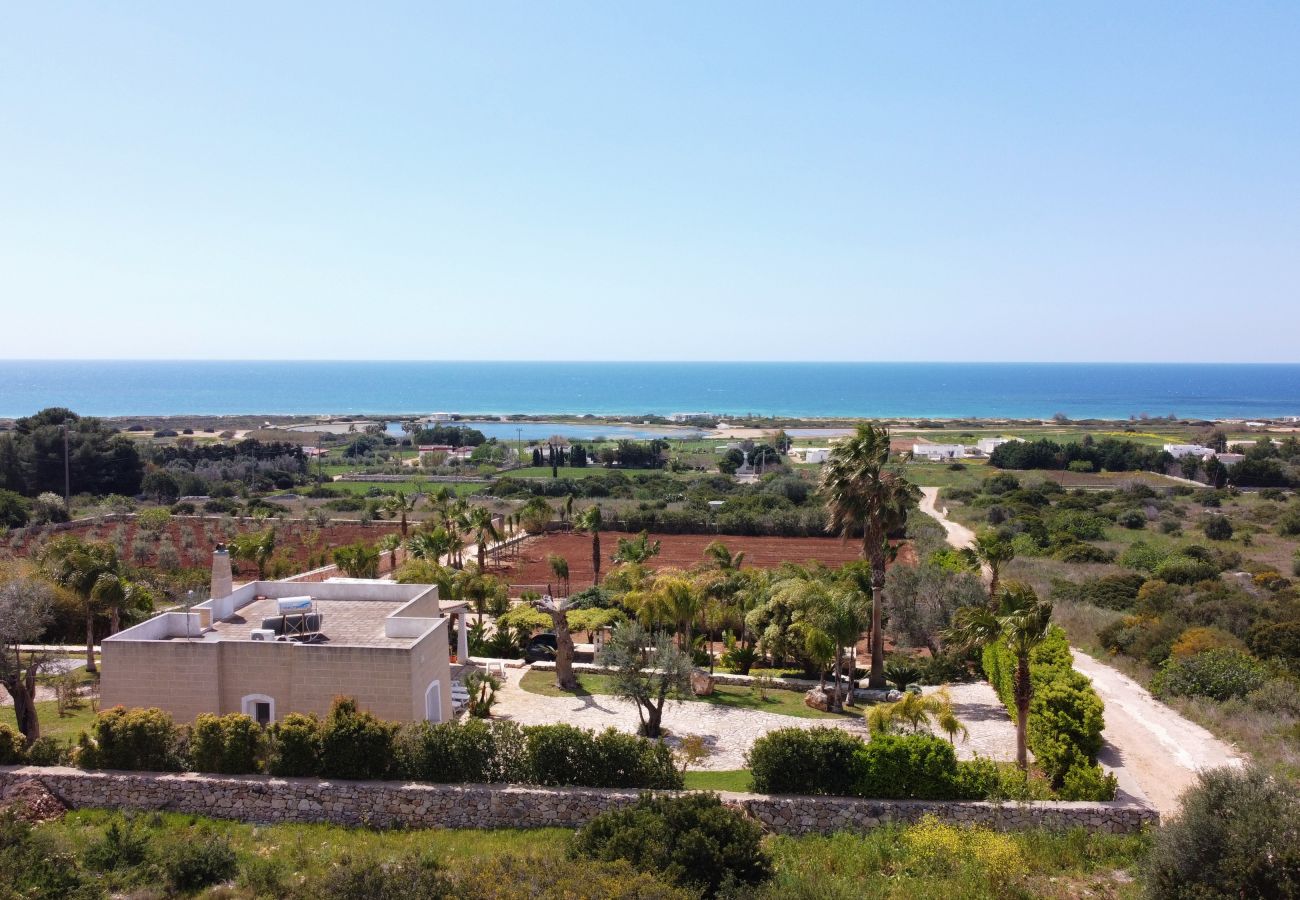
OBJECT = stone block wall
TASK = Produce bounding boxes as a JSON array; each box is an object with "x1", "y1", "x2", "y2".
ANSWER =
[{"x1": 0, "y1": 766, "x2": 1157, "y2": 835}]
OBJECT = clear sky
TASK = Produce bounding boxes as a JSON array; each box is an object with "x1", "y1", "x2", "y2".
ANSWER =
[{"x1": 2, "y1": 3, "x2": 1298, "y2": 362}]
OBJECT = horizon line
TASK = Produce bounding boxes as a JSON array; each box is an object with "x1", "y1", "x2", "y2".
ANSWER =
[{"x1": 4, "y1": 359, "x2": 1300, "y2": 366}]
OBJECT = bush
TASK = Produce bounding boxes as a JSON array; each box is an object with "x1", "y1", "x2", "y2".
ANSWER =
[
  {"x1": 267, "y1": 712, "x2": 323, "y2": 777},
  {"x1": 395, "y1": 718, "x2": 527, "y2": 784},
  {"x1": 1203, "y1": 514, "x2": 1234, "y2": 541},
  {"x1": 523, "y1": 724, "x2": 681, "y2": 789},
  {"x1": 189, "y1": 713, "x2": 263, "y2": 774},
  {"x1": 316, "y1": 853, "x2": 450, "y2": 900},
  {"x1": 24, "y1": 736, "x2": 70, "y2": 766},
  {"x1": 1152, "y1": 648, "x2": 1269, "y2": 701},
  {"x1": 0, "y1": 723, "x2": 24, "y2": 764},
  {"x1": 852, "y1": 734, "x2": 964, "y2": 800},
  {"x1": 83, "y1": 817, "x2": 149, "y2": 871},
  {"x1": 1171, "y1": 626, "x2": 1245, "y2": 659},
  {"x1": 77, "y1": 706, "x2": 184, "y2": 772},
  {"x1": 748, "y1": 727, "x2": 864, "y2": 796},
  {"x1": 571, "y1": 792, "x2": 773, "y2": 898},
  {"x1": 1249, "y1": 620, "x2": 1300, "y2": 667},
  {"x1": 159, "y1": 830, "x2": 238, "y2": 892},
  {"x1": 1146, "y1": 766, "x2": 1300, "y2": 900},
  {"x1": 902, "y1": 815, "x2": 1027, "y2": 895},
  {"x1": 983, "y1": 627, "x2": 1105, "y2": 785},
  {"x1": 1058, "y1": 761, "x2": 1118, "y2": 801},
  {"x1": 1153, "y1": 554, "x2": 1220, "y2": 585},
  {"x1": 318, "y1": 697, "x2": 396, "y2": 780},
  {"x1": 1116, "y1": 508, "x2": 1146, "y2": 529}
]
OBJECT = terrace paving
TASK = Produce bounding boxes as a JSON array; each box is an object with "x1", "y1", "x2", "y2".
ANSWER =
[{"x1": 185, "y1": 596, "x2": 413, "y2": 648}]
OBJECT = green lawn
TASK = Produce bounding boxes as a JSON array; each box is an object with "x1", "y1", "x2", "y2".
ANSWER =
[
  {"x1": 1, "y1": 698, "x2": 98, "y2": 742},
  {"x1": 682, "y1": 768, "x2": 753, "y2": 792},
  {"x1": 299, "y1": 479, "x2": 487, "y2": 497},
  {"x1": 505, "y1": 466, "x2": 685, "y2": 480},
  {"x1": 519, "y1": 670, "x2": 857, "y2": 721}
]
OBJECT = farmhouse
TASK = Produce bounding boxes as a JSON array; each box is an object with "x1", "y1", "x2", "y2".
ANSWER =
[
  {"x1": 100, "y1": 548, "x2": 470, "y2": 726},
  {"x1": 790, "y1": 447, "x2": 831, "y2": 463},
  {"x1": 912, "y1": 442, "x2": 968, "y2": 461},
  {"x1": 1163, "y1": 443, "x2": 1216, "y2": 459}
]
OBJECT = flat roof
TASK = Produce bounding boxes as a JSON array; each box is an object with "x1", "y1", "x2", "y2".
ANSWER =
[{"x1": 189, "y1": 595, "x2": 410, "y2": 647}]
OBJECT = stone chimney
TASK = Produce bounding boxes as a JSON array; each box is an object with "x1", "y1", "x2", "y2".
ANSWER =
[{"x1": 211, "y1": 543, "x2": 233, "y2": 600}]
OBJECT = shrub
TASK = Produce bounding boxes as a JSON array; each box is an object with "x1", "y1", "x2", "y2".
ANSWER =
[
  {"x1": 77, "y1": 706, "x2": 184, "y2": 772},
  {"x1": 983, "y1": 627, "x2": 1105, "y2": 785},
  {"x1": 1171, "y1": 626, "x2": 1246, "y2": 659},
  {"x1": 523, "y1": 724, "x2": 681, "y2": 790},
  {"x1": 24, "y1": 736, "x2": 70, "y2": 766},
  {"x1": 0, "y1": 723, "x2": 24, "y2": 764},
  {"x1": 852, "y1": 734, "x2": 963, "y2": 800},
  {"x1": 1146, "y1": 766, "x2": 1300, "y2": 900},
  {"x1": 1249, "y1": 620, "x2": 1300, "y2": 667},
  {"x1": 1153, "y1": 554, "x2": 1220, "y2": 585},
  {"x1": 159, "y1": 830, "x2": 238, "y2": 892},
  {"x1": 1152, "y1": 648, "x2": 1269, "y2": 701},
  {"x1": 571, "y1": 792, "x2": 773, "y2": 898},
  {"x1": 1119, "y1": 541, "x2": 1168, "y2": 572},
  {"x1": 454, "y1": 855, "x2": 693, "y2": 900},
  {"x1": 1247, "y1": 677, "x2": 1300, "y2": 717},
  {"x1": 1058, "y1": 761, "x2": 1118, "y2": 801},
  {"x1": 1203, "y1": 514, "x2": 1234, "y2": 540},
  {"x1": 395, "y1": 718, "x2": 527, "y2": 784},
  {"x1": 902, "y1": 815, "x2": 1027, "y2": 895},
  {"x1": 1277, "y1": 507, "x2": 1300, "y2": 537},
  {"x1": 83, "y1": 817, "x2": 149, "y2": 871},
  {"x1": 189, "y1": 713, "x2": 263, "y2": 774},
  {"x1": 316, "y1": 853, "x2": 450, "y2": 900},
  {"x1": 267, "y1": 712, "x2": 322, "y2": 777},
  {"x1": 1116, "y1": 508, "x2": 1146, "y2": 529},
  {"x1": 318, "y1": 697, "x2": 396, "y2": 780},
  {"x1": 748, "y1": 727, "x2": 864, "y2": 796}
]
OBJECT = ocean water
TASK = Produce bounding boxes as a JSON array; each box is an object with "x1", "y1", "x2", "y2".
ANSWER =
[{"x1": 1, "y1": 360, "x2": 1299, "y2": 420}]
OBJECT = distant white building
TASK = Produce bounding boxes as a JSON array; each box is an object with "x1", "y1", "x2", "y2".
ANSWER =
[
  {"x1": 423, "y1": 413, "x2": 453, "y2": 424},
  {"x1": 1215, "y1": 453, "x2": 1246, "y2": 466},
  {"x1": 976, "y1": 437, "x2": 1018, "y2": 455},
  {"x1": 913, "y1": 443, "x2": 969, "y2": 461},
  {"x1": 792, "y1": 447, "x2": 831, "y2": 464},
  {"x1": 1163, "y1": 443, "x2": 1216, "y2": 459}
]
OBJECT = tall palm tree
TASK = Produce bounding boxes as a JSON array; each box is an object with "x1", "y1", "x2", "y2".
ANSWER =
[
  {"x1": 547, "y1": 554, "x2": 570, "y2": 595},
  {"x1": 382, "y1": 491, "x2": 419, "y2": 537},
  {"x1": 468, "y1": 507, "x2": 501, "y2": 571},
  {"x1": 406, "y1": 526, "x2": 453, "y2": 563},
  {"x1": 962, "y1": 529, "x2": 1016, "y2": 606},
  {"x1": 229, "y1": 527, "x2": 276, "y2": 579},
  {"x1": 946, "y1": 582, "x2": 1053, "y2": 769},
  {"x1": 820, "y1": 423, "x2": 920, "y2": 689},
  {"x1": 574, "y1": 505, "x2": 604, "y2": 584}
]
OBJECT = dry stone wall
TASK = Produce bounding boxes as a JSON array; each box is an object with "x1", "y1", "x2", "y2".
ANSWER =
[{"x1": 0, "y1": 766, "x2": 1157, "y2": 834}]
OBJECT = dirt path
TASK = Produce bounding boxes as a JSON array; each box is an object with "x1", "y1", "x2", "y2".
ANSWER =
[
  {"x1": 1071, "y1": 651, "x2": 1242, "y2": 816},
  {"x1": 917, "y1": 487, "x2": 1242, "y2": 816},
  {"x1": 918, "y1": 487, "x2": 977, "y2": 550}
]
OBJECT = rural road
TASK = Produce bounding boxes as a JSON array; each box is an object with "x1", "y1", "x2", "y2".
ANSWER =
[{"x1": 917, "y1": 485, "x2": 1243, "y2": 816}]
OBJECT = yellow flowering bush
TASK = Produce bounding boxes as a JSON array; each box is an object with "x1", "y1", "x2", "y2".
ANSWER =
[{"x1": 902, "y1": 815, "x2": 1027, "y2": 893}]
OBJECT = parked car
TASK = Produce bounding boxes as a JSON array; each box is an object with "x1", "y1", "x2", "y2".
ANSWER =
[{"x1": 525, "y1": 632, "x2": 558, "y2": 663}]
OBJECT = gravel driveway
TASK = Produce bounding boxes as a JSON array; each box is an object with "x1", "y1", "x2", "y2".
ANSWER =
[{"x1": 490, "y1": 667, "x2": 1018, "y2": 770}]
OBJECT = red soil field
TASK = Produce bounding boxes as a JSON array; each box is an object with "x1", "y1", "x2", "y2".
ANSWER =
[
  {"x1": 9, "y1": 517, "x2": 402, "y2": 579},
  {"x1": 485, "y1": 530, "x2": 912, "y2": 592}
]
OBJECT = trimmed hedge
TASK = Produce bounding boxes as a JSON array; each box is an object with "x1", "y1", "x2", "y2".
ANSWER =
[
  {"x1": 72, "y1": 699, "x2": 681, "y2": 790},
  {"x1": 982, "y1": 626, "x2": 1112, "y2": 797},
  {"x1": 748, "y1": 728, "x2": 990, "y2": 800}
]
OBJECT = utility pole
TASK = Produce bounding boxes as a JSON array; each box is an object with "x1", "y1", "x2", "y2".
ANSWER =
[{"x1": 63, "y1": 420, "x2": 71, "y2": 505}]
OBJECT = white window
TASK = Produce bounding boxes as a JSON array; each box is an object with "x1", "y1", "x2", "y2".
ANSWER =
[{"x1": 240, "y1": 694, "x2": 276, "y2": 725}]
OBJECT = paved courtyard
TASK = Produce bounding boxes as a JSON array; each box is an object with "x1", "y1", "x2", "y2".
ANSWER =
[{"x1": 490, "y1": 667, "x2": 1018, "y2": 770}]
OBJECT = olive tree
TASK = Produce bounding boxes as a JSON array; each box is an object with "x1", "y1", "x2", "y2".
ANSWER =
[
  {"x1": 0, "y1": 570, "x2": 58, "y2": 743},
  {"x1": 599, "y1": 621, "x2": 692, "y2": 738}
]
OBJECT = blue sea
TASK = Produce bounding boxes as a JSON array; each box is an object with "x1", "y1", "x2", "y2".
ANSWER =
[{"x1": 1, "y1": 361, "x2": 1299, "y2": 421}]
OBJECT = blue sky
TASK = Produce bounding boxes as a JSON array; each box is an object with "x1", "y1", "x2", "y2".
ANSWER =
[{"x1": 2, "y1": 3, "x2": 1297, "y2": 362}]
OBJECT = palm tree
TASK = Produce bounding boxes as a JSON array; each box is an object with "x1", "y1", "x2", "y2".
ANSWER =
[
  {"x1": 406, "y1": 526, "x2": 453, "y2": 563},
  {"x1": 612, "y1": 531, "x2": 661, "y2": 565},
  {"x1": 333, "y1": 542, "x2": 380, "y2": 578},
  {"x1": 39, "y1": 536, "x2": 121, "y2": 673},
  {"x1": 377, "y1": 533, "x2": 403, "y2": 570},
  {"x1": 946, "y1": 581, "x2": 1053, "y2": 769},
  {"x1": 229, "y1": 527, "x2": 276, "y2": 579},
  {"x1": 820, "y1": 423, "x2": 920, "y2": 690},
  {"x1": 537, "y1": 594, "x2": 578, "y2": 691},
  {"x1": 574, "y1": 505, "x2": 603, "y2": 584},
  {"x1": 704, "y1": 540, "x2": 746, "y2": 571},
  {"x1": 382, "y1": 491, "x2": 419, "y2": 537},
  {"x1": 547, "y1": 554, "x2": 570, "y2": 595},
  {"x1": 962, "y1": 529, "x2": 1016, "y2": 606},
  {"x1": 468, "y1": 507, "x2": 501, "y2": 571}
]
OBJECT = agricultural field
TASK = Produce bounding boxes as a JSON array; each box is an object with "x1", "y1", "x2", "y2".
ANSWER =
[{"x1": 485, "y1": 530, "x2": 884, "y2": 591}]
